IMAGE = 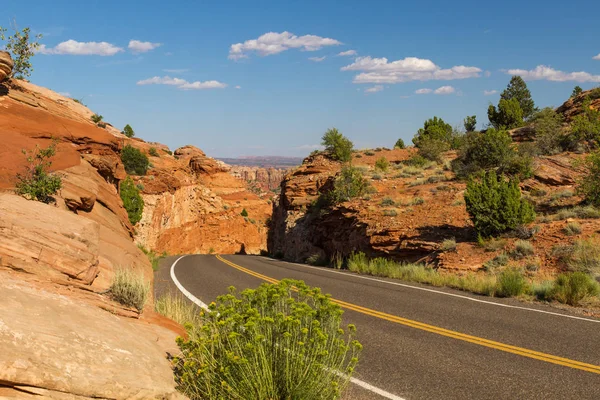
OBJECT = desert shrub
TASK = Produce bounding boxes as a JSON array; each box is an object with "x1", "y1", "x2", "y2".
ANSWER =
[
  {"x1": 440, "y1": 238, "x2": 457, "y2": 251},
  {"x1": 375, "y1": 157, "x2": 390, "y2": 172},
  {"x1": 578, "y1": 150, "x2": 600, "y2": 206},
  {"x1": 155, "y1": 292, "x2": 202, "y2": 336},
  {"x1": 453, "y1": 129, "x2": 531, "y2": 179},
  {"x1": 532, "y1": 280, "x2": 554, "y2": 301},
  {"x1": 394, "y1": 138, "x2": 405, "y2": 149},
  {"x1": 499, "y1": 76, "x2": 537, "y2": 120},
  {"x1": 109, "y1": 269, "x2": 150, "y2": 312},
  {"x1": 347, "y1": 252, "x2": 369, "y2": 271},
  {"x1": 121, "y1": 144, "x2": 149, "y2": 175},
  {"x1": 173, "y1": 280, "x2": 362, "y2": 400},
  {"x1": 327, "y1": 166, "x2": 372, "y2": 204},
  {"x1": 91, "y1": 113, "x2": 103, "y2": 124},
  {"x1": 383, "y1": 209, "x2": 398, "y2": 216},
  {"x1": 122, "y1": 124, "x2": 135, "y2": 138},
  {"x1": 15, "y1": 142, "x2": 62, "y2": 203},
  {"x1": 417, "y1": 138, "x2": 449, "y2": 162},
  {"x1": 497, "y1": 268, "x2": 528, "y2": 297},
  {"x1": 556, "y1": 239, "x2": 600, "y2": 276},
  {"x1": 380, "y1": 197, "x2": 395, "y2": 206},
  {"x1": 483, "y1": 252, "x2": 509, "y2": 271},
  {"x1": 550, "y1": 189, "x2": 574, "y2": 202},
  {"x1": 464, "y1": 115, "x2": 477, "y2": 132},
  {"x1": 554, "y1": 205, "x2": 600, "y2": 220},
  {"x1": 371, "y1": 174, "x2": 381, "y2": 181},
  {"x1": 0, "y1": 25, "x2": 42, "y2": 79},
  {"x1": 240, "y1": 208, "x2": 248, "y2": 217},
  {"x1": 511, "y1": 240, "x2": 534, "y2": 259},
  {"x1": 532, "y1": 107, "x2": 565, "y2": 155},
  {"x1": 488, "y1": 98, "x2": 524, "y2": 130},
  {"x1": 464, "y1": 171, "x2": 535, "y2": 237},
  {"x1": 563, "y1": 221, "x2": 582, "y2": 236},
  {"x1": 321, "y1": 128, "x2": 353, "y2": 162},
  {"x1": 364, "y1": 150, "x2": 375, "y2": 156},
  {"x1": 404, "y1": 154, "x2": 428, "y2": 168},
  {"x1": 411, "y1": 197, "x2": 425, "y2": 205},
  {"x1": 120, "y1": 177, "x2": 144, "y2": 225},
  {"x1": 306, "y1": 253, "x2": 328, "y2": 266},
  {"x1": 569, "y1": 97, "x2": 600, "y2": 146},
  {"x1": 550, "y1": 272, "x2": 600, "y2": 306},
  {"x1": 149, "y1": 147, "x2": 159, "y2": 157},
  {"x1": 413, "y1": 116, "x2": 453, "y2": 147}
]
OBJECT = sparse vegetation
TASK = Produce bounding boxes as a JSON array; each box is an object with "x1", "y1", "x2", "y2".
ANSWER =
[
  {"x1": 155, "y1": 292, "x2": 202, "y2": 332},
  {"x1": 550, "y1": 272, "x2": 599, "y2": 306},
  {"x1": 411, "y1": 197, "x2": 425, "y2": 205},
  {"x1": 440, "y1": 238, "x2": 457, "y2": 251},
  {"x1": 149, "y1": 147, "x2": 159, "y2": 157},
  {"x1": 122, "y1": 124, "x2": 135, "y2": 138},
  {"x1": 321, "y1": 128, "x2": 353, "y2": 162},
  {"x1": 15, "y1": 142, "x2": 62, "y2": 203},
  {"x1": 483, "y1": 253, "x2": 509, "y2": 271},
  {"x1": 532, "y1": 107, "x2": 564, "y2": 155},
  {"x1": 554, "y1": 205, "x2": 600, "y2": 220},
  {"x1": 578, "y1": 150, "x2": 600, "y2": 206},
  {"x1": 464, "y1": 171, "x2": 535, "y2": 237},
  {"x1": 121, "y1": 144, "x2": 150, "y2": 175},
  {"x1": 383, "y1": 209, "x2": 398, "y2": 217},
  {"x1": 375, "y1": 157, "x2": 390, "y2": 172},
  {"x1": 553, "y1": 239, "x2": 600, "y2": 277},
  {"x1": 240, "y1": 208, "x2": 248, "y2": 217},
  {"x1": 91, "y1": 114, "x2": 103, "y2": 124},
  {"x1": 497, "y1": 268, "x2": 528, "y2": 297},
  {"x1": 326, "y1": 165, "x2": 372, "y2": 204},
  {"x1": 120, "y1": 177, "x2": 144, "y2": 225},
  {"x1": 306, "y1": 253, "x2": 328, "y2": 266},
  {"x1": 563, "y1": 221, "x2": 582, "y2": 236},
  {"x1": 380, "y1": 197, "x2": 395, "y2": 206},
  {"x1": 0, "y1": 24, "x2": 42, "y2": 79},
  {"x1": 138, "y1": 245, "x2": 166, "y2": 271},
  {"x1": 511, "y1": 240, "x2": 534, "y2": 259},
  {"x1": 173, "y1": 280, "x2": 362, "y2": 400},
  {"x1": 394, "y1": 138, "x2": 405, "y2": 149},
  {"x1": 108, "y1": 269, "x2": 150, "y2": 312}
]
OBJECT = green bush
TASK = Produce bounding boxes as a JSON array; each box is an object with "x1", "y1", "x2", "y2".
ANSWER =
[
  {"x1": 327, "y1": 165, "x2": 372, "y2": 204},
  {"x1": 413, "y1": 116, "x2": 453, "y2": 147},
  {"x1": 173, "y1": 280, "x2": 362, "y2": 400},
  {"x1": 497, "y1": 268, "x2": 528, "y2": 297},
  {"x1": 121, "y1": 144, "x2": 149, "y2": 175},
  {"x1": 464, "y1": 171, "x2": 535, "y2": 237},
  {"x1": 120, "y1": 177, "x2": 144, "y2": 225},
  {"x1": 394, "y1": 138, "x2": 405, "y2": 149},
  {"x1": 380, "y1": 197, "x2": 395, "y2": 206},
  {"x1": 483, "y1": 253, "x2": 509, "y2": 271},
  {"x1": 511, "y1": 240, "x2": 534, "y2": 259},
  {"x1": 364, "y1": 150, "x2": 375, "y2": 156},
  {"x1": 91, "y1": 113, "x2": 103, "y2": 124},
  {"x1": 578, "y1": 150, "x2": 600, "y2": 206},
  {"x1": 440, "y1": 238, "x2": 457, "y2": 251},
  {"x1": 149, "y1": 147, "x2": 159, "y2": 157},
  {"x1": 554, "y1": 239, "x2": 600, "y2": 277},
  {"x1": 109, "y1": 269, "x2": 150, "y2": 312},
  {"x1": 532, "y1": 107, "x2": 565, "y2": 155},
  {"x1": 404, "y1": 154, "x2": 429, "y2": 168},
  {"x1": 411, "y1": 197, "x2": 425, "y2": 205},
  {"x1": 321, "y1": 128, "x2": 353, "y2": 162},
  {"x1": 569, "y1": 97, "x2": 600, "y2": 146},
  {"x1": 488, "y1": 98, "x2": 524, "y2": 130},
  {"x1": 417, "y1": 138, "x2": 449, "y2": 162},
  {"x1": 500, "y1": 75, "x2": 537, "y2": 120},
  {"x1": 464, "y1": 115, "x2": 477, "y2": 132},
  {"x1": 240, "y1": 208, "x2": 248, "y2": 217},
  {"x1": 374, "y1": 157, "x2": 390, "y2": 172},
  {"x1": 0, "y1": 26, "x2": 42, "y2": 79},
  {"x1": 122, "y1": 124, "x2": 135, "y2": 138},
  {"x1": 550, "y1": 272, "x2": 600, "y2": 306},
  {"x1": 571, "y1": 86, "x2": 583, "y2": 98},
  {"x1": 15, "y1": 142, "x2": 62, "y2": 203}
]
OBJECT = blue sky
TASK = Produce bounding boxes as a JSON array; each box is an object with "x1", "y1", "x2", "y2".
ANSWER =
[{"x1": 3, "y1": 0, "x2": 600, "y2": 157}]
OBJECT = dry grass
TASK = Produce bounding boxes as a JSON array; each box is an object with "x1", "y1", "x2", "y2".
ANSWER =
[
  {"x1": 155, "y1": 292, "x2": 202, "y2": 331},
  {"x1": 109, "y1": 269, "x2": 150, "y2": 312}
]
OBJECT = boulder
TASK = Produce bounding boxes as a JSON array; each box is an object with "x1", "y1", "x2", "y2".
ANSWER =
[
  {"x1": 189, "y1": 155, "x2": 230, "y2": 175},
  {"x1": 0, "y1": 51, "x2": 13, "y2": 81}
]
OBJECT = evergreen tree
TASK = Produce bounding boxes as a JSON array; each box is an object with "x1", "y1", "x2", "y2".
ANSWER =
[
  {"x1": 120, "y1": 177, "x2": 144, "y2": 224},
  {"x1": 500, "y1": 76, "x2": 536, "y2": 120},
  {"x1": 122, "y1": 124, "x2": 135, "y2": 138},
  {"x1": 321, "y1": 128, "x2": 354, "y2": 162},
  {"x1": 571, "y1": 86, "x2": 583, "y2": 98},
  {"x1": 464, "y1": 115, "x2": 477, "y2": 132},
  {"x1": 488, "y1": 98, "x2": 524, "y2": 129},
  {"x1": 413, "y1": 116, "x2": 453, "y2": 147}
]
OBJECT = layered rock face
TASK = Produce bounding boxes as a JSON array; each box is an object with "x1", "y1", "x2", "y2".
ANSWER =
[
  {"x1": 229, "y1": 165, "x2": 288, "y2": 191},
  {"x1": 0, "y1": 51, "x2": 13, "y2": 81}
]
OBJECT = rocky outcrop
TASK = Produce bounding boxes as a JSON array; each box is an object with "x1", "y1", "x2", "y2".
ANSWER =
[
  {"x1": 556, "y1": 88, "x2": 600, "y2": 122},
  {"x1": 0, "y1": 51, "x2": 12, "y2": 81},
  {"x1": 229, "y1": 165, "x2": 289, "y2": 191}
]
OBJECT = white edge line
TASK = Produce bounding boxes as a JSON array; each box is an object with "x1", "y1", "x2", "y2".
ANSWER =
[
  {"x1": 171, "y1": 255, "x2": 405, "y2": 400},
  {"x1": 263, "y1": 257, "x2": 600, "y2": 324},
  {"x1": 170, "y1": 255, "x2": 209, "y2": 310}
]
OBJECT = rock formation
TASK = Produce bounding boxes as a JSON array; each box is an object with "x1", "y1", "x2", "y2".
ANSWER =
[
  {"x1": 229, "y1": 165, "x2": 288, "y2": 192},
  {"x1": 0, "y1": 51, "x2": 13, "y2": 81}
]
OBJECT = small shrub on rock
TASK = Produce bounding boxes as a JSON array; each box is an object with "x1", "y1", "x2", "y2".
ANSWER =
[
  {"x1": 240, "y1": 208, "x2": 249, "y2": 217},
  {"x1": 327, "y1": 165, "x2": 372, "y2": 204},
  {"x1": 173, "y1": 280, "x2": 362, "y2": 400},
  {"x1": 120, "y1": 177, "x2": 144, "y2": 225},
  {"x1": 91, "y1": 113, "x2": 103, "y2": 124},
  {"x1": 15, "y1": 142, "x2": 62, "y2": 203},
  {"x1": 109, "y1": 269, "x2": 150, "y2": 312},
  {"x1": 121, "y1": 144, "x2": 149, "y2": 175},
  {"x1": 321, "y1": 128, "x2": 353, "y2": 162},
  {"x1": 149, "y1": 147, "x2": 159, "y2": 157},
  {"x1": 578, "y1": 150, "x2": 600, "y2": 207},
  {"x1": 440, "y1": 238, "x2": 457, "y2": 251}
]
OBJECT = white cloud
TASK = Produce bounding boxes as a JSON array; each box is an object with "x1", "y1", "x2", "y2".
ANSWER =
[
  {"x1": 506, "y1": 65, "x2": 600, "y2": 83},
  {"x1": 228, "y1": 31, "x2": 341, "y2": 60},
  {"x1": 235, "y1": 85, "x2": 242, "y2": 89},
  {"x1": 483, "y1": 90, "x2": 498, "y2": 96},
  {"x1": 163, "y1": 68, "x2": 189, "y2": 73},
  {"x1": 39, "y1": 40, "x2": 124, "y2": 56},
  {"x1": 338, "y1": 50, "x2": 357, "y2": 56},
  {"x1": 365, "y1": 85, "x2": 384, "y2": 93},
  {"x1": 341, "y1": 56, "x2": 481, "y2": 84},
  {"x1": 593, "y1": 54, "x2": 600, "y2": 60},
  {"x1": 308, "y1": 56, "x2": 326, "y2": 62},
  {"x1": 128, "y1": 40, "x2": 161, "y2": 53},
  {"x1": 137, "y1": 76, "x2": 227, "y2": 90},
  {"x1": 58, "y1": 92, "x2": 71, "y2": 97},
  {"x1": 434, "y1": 85, "x2": 455, "y2": 95},
  {"x1": 415, "y1": 88, "x2": 432, "y2": 94}
]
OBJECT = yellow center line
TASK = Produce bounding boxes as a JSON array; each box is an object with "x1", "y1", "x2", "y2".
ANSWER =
[{"x1": 215, "y1": 254, "x2": 600, "y2": 375}]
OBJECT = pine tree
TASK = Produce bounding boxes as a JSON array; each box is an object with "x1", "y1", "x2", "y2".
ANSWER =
[
  {"x1": 571, "y1": 86, "x2": 583, "y2": 98},
  {"x1": 122, "y1": 124, "x2": 135, "y2": 138},
  {"x1": 488, "y1": 98, "x2": 524, "y2": 129},
  {"x1": 500, "y1": 76, "x2": 536, "y2": 120},
  {"x1": 464, "y1": 115, "x2": 477, "y2": 132}
]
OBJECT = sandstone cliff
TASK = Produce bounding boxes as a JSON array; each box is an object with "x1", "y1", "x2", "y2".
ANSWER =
[{"x1": 229, "y1": 165, "x2": 288, "y2": 192}]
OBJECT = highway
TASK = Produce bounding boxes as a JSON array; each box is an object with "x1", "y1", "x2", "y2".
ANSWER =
[{"x1": 155, "y1": 254, "x2": 600, "y2": 399}]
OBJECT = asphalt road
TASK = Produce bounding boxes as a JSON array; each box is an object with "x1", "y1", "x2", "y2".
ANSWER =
[{"x1": 156, "y1": 254, "x2": 600, "y2": 399}]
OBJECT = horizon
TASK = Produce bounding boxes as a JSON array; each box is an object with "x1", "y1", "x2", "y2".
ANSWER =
[{"x1": 3, "y1": 0, "x2": 600, "y2": 158}]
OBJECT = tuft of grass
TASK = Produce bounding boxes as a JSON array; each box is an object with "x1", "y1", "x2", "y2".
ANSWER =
[
  {"x1": 402, "y1": 166, "x2": 424, "y2": 176},
  {"x1": 497, "y1": 268, "x2": 528, "y2": 297},
  {"x1": 411, "y1": 197, "x2": 425, "y2": 205},
  {"x1": 480, "y1": 237, "x2": 507, "y2": 252},
  {"x1": 109, "y1": 269, "x2": 150, "y2": 312},
  {"x1": 375, "y1": 157, "x2": 390, "y2": 172},
  {"x1": 372, "y1": 174, "x2": 382, "y2": 181},
  {"x1": 155, "y1": 292, "x2": 202, "y2": 331},
  {"x1": 306, "y1": 253, "x2": 328, "y2": 266},
  {"x1": 149, "y1": 147, "x2": 159, "y2": 157},
  {"x1": 483, "y1": 252, "x2": 509, "y2": 271},
  {"x1": 409, "y1": 178, "x2": 427, "y2": 187},
  {"x1": 550, "y1": 272, "x2": 600, "y2": 306},
  {"x1": 511, "y1": 240, "x2": 535, "y2": 259},
  {"x1": 380, "y1": 197, "x2": 395, "y2": 206},
  {"x1": 553, "y1": 239, "x2": 600, "y2": 277},
  {"x1": 531, "y1": 280, "x2": 554, "y2": 301},
  {"x1": 383, "y1": 209, "x2": 398, "y2": 217},
  {"x1": 138, "y1": 245, "x2": 166, "y2": 271},
  {"x1": 554, "y1": 205, "x2": 600, "y2": 220},
  {"x1": 440, "y1": 238, "x2": 457, "y2": 251},
  {"x1": 550, "y1": 190, "x2": 574, "y2": 202},
  {"x1": 563, "y1": 221, "x2": 582, "y2": 236}
]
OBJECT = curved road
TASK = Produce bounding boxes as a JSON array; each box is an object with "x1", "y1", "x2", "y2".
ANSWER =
[{"x1": 155, "y1": 254, "x2": 600, "y2": 399}]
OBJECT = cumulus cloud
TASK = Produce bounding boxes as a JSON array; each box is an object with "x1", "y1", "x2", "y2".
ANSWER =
[
  {"x1": 341, "y1": 56, "x2": 481, "y2": 84},
  {"x1": 338, "y1": 50, "x2": 357, "y2": 56},
  {"x1": 434, "y1": 86, "x2": 455, "y2": 95},
  {"x1": 39, "y1": 40, "x2": 124, "y2": 56},
  {"x1": 137, "y1": 76, "x2": 227, "y2": 90},
  {"x1": 128, "y1": 40, "x2": 161, "y2": 53},
  {"x1": 308, "y1": 56, "x2": 326, "y2": 62},
  {"x1": 593, "y1": 54, "x2": 600, "y2": 60},
  {"x1": 483, "y1": 90, "x2": 498, "y2": 95},
  {"x1": 365, "y1": 85, "x2": 384, "y2": 93},
  {"x1": 228, "y1": 31, "x2": 341, "y2": 60},
  {"x1": 506, "y1": 65, "x2": 600, "y2": 83},
  {"x1": 235, "y1": 85, "x2": 242, "y2": 89},
  {"x1": 415, "y1": 88, "x2": 432, "y2": 94}
]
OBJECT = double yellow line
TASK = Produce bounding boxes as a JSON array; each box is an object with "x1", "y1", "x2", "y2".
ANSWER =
[{"x1": 215, "y1": 254, "x2": 600, "y2": 375}]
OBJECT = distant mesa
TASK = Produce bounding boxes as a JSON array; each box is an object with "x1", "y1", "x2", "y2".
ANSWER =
[
  {"x1": 0, "y1": 51, "x2": 14, "y2": 82},
  {"x1": 218, "y1": 156, "x2": 303, "y2": 168}
]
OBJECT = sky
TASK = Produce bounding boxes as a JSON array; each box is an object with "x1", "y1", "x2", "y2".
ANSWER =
[{"x1": 3, "y1": 0, "x2": 600, "y2": 157}]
